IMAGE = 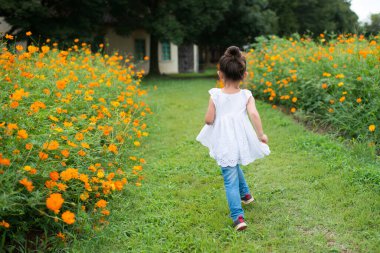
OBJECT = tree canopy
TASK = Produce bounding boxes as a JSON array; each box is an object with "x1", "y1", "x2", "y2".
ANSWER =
[
  {"x1": 365, "y1": 13, "x2": 380, "y2": 34},
  {"x1": 268, "y1": 0, "x2": 358, "y2": 36}
]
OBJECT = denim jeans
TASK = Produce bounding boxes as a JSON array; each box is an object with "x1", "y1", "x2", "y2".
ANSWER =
[{"x1": 220, "y1": 164, "x2": 250, "y2": 221}]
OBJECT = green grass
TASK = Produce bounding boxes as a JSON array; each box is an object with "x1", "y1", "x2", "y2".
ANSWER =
[{"x1": 70, "y1": 77, "x2": 380, "y2": 252}]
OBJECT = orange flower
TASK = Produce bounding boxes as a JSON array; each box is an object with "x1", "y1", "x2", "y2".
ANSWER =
[
  {"x1": 134, "y1": 141, "x2": 141, "y2": 147},
  {"x1": 26, "y1": 31, "x2": 32, "y2": 36},
  {"x1": 75, "y1": 133, "x2": 84, "y2": 141},
  {"x1": 60, "y1": 168, "x2": 79, "y2": 181},
  {"x1": 101, "y1": 210, "x2": 110, "y2": 216},
  {"x1": 81, "y1": 142, "x2": 90, "y2": 149},
  {"x1": 56, "y1": 232, "x2": 65, "y2": 241},
  {"x1": 61, "y1": 149, "x2": 70, "y2": 158},
  {"x1": 50, "y1": 171, "x2": 60, "y2": 181},
  {"x1": 19, "y1": 178, "x2": 34, "y2": 192},
  {"x1": 369, "y1": 125, "x2": 376, "y2": 132},
  {"x1": 95, "y1": 199, "x2": 107, "y2": 208},
  {"x1": 5, "y1": 34, "x2": 14, "y2": 40},
  {"x1": 16, "y1": 44, "x2": 24, "y2": 51},
  {"x1": 0, "y1": 220, "x2": 10, "y2": 228},
  {"x1": 61, "y1": 210, "x2": 75, "y2": 224},
  {"x1": 39, "y1": 152, "x2": 49, "y2": 160},
  {"x1": 356, "y1": 98, "x2": 362, "y2": 103},
  {"x1": 108, "y1": 144, "x2": 118, "y2": 154},
  {"x1": 291, "y1": 97, "x2": 297, "y2": 103},
  {"x1": 290, "y1": 107, "x2": 296, "y2": 113},
  {"x1": 77, "y1": 150, "x2": 86, "y2": 156},
  {"x1": 56, "y1": 79, "x2": 68, "y2": 90},
  {"x1": 49, "y1": 115, "x2": 59, "y2": 122},
  {"x1": 25, "y1": 143, "x2": 33, "y2": 150},
  {"x1": 10, "y1": 101, "x2": 19, "y2": 108},
  {"x1": 46, "y1": 193, "x2": 64, "y2": 213},
  {"x1": 43, "y1": 140, "x2": 60, "y2": 150},
  {"x1": 57, "y1": 183, "x2": 68, "y2": 191},
  {"x1": 321, "y1": 83, "x2": 328, "y2": 89},
  {"x1": 339, "y1": 96, "x2": 346, "y2": 103},
  {"x1": 17, "y1": 129, "x2": 28, "y2": 139}
]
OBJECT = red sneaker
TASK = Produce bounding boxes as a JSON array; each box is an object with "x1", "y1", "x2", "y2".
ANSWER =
[
  {"x1": 241, "y1": 193, "x2": 254, "y2": 204},
  {"x1": 233, "y1": 215, "x2": 247, "y2": 231}
]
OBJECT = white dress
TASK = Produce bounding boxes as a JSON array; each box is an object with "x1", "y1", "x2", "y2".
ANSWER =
[{"x1": 196, "y1": 88, "x2": 270, "y2": 167}]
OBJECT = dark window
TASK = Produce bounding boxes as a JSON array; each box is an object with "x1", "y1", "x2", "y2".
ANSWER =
[
  {"x1": 161, "y1": 41, "x2": 171, "y2": 61},
  {"x1": 135, "y1": 39, "x2": 146, "y2": 61}
]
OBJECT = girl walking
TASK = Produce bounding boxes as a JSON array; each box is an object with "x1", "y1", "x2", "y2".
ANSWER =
[{"x1": 196, "y1": 46, "x2": 270, "y2": 231}]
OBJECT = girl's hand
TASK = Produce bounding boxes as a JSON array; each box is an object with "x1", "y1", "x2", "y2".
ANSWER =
[{"x1": 259, "y1": 134, "x2": 268, "y2": 144}]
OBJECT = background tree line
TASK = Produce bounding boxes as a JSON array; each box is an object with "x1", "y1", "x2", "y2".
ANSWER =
[{"x1": 0, "y1": 0, "x2": 377, "y2": 74}]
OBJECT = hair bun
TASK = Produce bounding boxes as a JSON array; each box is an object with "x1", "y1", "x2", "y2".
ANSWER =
[{"x1": 224, "y1": 46, "x2": 241, "y2": 58}]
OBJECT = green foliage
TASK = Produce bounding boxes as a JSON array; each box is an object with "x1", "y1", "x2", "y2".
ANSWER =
[
  {"x1": 364, "y1": 13, "x2": 380, "y2": 34},
  {"x1": 268, "y1": 0, "x2": 359, "y2": 35},
  {"x1": 198, "y1": 0, "x2": 278, "y2": 48},
  {"x1": 0, "y1": 0, "x2": 107, "y2": 41},
  {"x1": 246, "y1": 34, "x2": 379, "y2": 149}
]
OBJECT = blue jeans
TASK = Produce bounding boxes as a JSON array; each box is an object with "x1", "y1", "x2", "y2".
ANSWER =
[{"x1": 220, "y1": 164, "x2": 250, "y2": 221}]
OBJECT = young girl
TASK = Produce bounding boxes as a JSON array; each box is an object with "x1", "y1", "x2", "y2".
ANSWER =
[{"x1": 196, "y1": 46, "x2": 270, "y2": 231}]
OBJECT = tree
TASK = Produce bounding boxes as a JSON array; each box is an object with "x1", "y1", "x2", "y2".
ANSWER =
[
  {"x1": 268, "y1": 0, "x2": 358, "y2": 35},
  {"x1": 365, "y1": 13, "x2": 380, "y2": 34},
  {"x1": 197, "y1": 0, "x2": 278, "y2": 63},
  {"x1": 0, "y1": 0, "x2": 107, "y2": 42}
]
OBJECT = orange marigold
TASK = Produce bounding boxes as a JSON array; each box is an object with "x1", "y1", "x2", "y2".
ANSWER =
[
  {"x1": 61, "y1": 149, "x2": 70, "y2": 158},
  {"x1": 108, "y1": 144, "x2": 118, "y2": 154},
  {"x1": 0, "y1": 220, "x2": 10, "y2": 228},
  {"x1": 61, "y1": 210, "x2": 75, "y2": 224},
  {"x1": 39, "y1": 151, "x2": 49, "y2": 160},
  {"x1": 25, "y1": 143, "x2": 33, "y2": 150},
  {"x1": 60, "y1": 168, "x2": 79, "y2": 181},
  {"x1": 95, "y1": 199, "x2": 107, "y2": 208},
  {"x1": 46, "y1": 193, "x2": 64, "y2": 213},
  {"x1": 50, "y1": 171, "x2": 60, "y2": 181},
  {"x1": 17, "y1": 129, "x2": 28, "y2": 139},
  {"x1": 19, "y1": 178, "x2": 34, "y2": 192}
]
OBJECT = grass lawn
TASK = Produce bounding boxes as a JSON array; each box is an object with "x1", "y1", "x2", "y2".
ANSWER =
[{"x1": 70, "y1": 77, "x2": 380, "y2": 252}]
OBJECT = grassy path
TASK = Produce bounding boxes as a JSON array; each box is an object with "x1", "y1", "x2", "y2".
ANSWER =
[{"x1": 72, "y1": 78, "x2": 379, "y2": 252}]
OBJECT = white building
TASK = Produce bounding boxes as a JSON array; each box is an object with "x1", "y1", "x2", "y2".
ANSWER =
[{"x1": 105, "y1": 29, "x2": 199, "y2": 74}]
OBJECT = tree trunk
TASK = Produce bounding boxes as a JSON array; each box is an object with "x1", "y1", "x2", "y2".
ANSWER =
[{"x1": 149, "y1": 34, "x2": 160, "y2": 76}]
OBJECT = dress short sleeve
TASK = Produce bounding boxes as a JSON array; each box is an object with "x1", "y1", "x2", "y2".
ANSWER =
[
  {"x1": 208, "y1": 88, "x2": 219, "y2": 103},
  {"x1": 244, "y1": 89, "x2": 253, "y2": 103}
]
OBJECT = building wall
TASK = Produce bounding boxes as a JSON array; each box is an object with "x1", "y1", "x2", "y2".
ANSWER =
[
  {"x1": 105, "y1": 28, "x2": 180, "y2": 74},
  {"x1": 158, "y1": 41, "x2": 178, "y2": 74},
  {"x1": 105, "y1": 29, "x2": 150, "y2": 73},
  {"x1": 0, "y1": 17, "x2": 12, "y2": 34},
  {"x1": 193, "y1": 44, "x2": 199, "y2": 73}
]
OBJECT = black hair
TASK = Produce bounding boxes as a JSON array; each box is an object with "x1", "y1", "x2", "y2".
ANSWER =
[{"x1": 218, "y1": 46, "x2": 246, "y2": 81}]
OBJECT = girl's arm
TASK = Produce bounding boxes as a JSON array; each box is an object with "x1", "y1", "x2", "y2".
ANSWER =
[
  {"x1": 205, "y1": 98, "x2": 216, "y2": 125},
  {"x1": 247, "y1": 97, "x2": 268, "y2": 143}
]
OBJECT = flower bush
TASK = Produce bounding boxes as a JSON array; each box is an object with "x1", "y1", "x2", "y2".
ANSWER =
[
  {"x1": 0, "y1": 35, "x2": 151, "y2": 250},
  {"x1": 244, "y1": 34, "x2": 379, "y2": 150}
]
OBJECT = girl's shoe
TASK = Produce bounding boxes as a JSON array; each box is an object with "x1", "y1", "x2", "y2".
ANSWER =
[
  {"x1": 233, "y1": 216, "x2": 247, "y2": 231},
  {"x1": 241, "y1": 193, "x2": 254, "y2": 204}
]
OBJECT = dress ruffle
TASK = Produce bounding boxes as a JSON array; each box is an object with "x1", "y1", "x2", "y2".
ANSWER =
[{"x1": 196, "y1": 113, "x2": 270, "y2": 167}]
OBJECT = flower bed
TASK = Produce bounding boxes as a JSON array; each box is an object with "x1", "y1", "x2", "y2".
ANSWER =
[
  {"x1": 0, "y1": 37, "x2": 151, "y2": 249},
  {"x1": 245, "y1": 34, "x2": 379, "y2": 150}
]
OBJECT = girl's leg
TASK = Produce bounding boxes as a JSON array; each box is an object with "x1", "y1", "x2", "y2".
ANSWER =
[
  {"x1": 237, "y1": 164, "x2": 250, "y2": 198},
  {"x1": 221, "y1": 165, "x2": 244, "y2": 221}
]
